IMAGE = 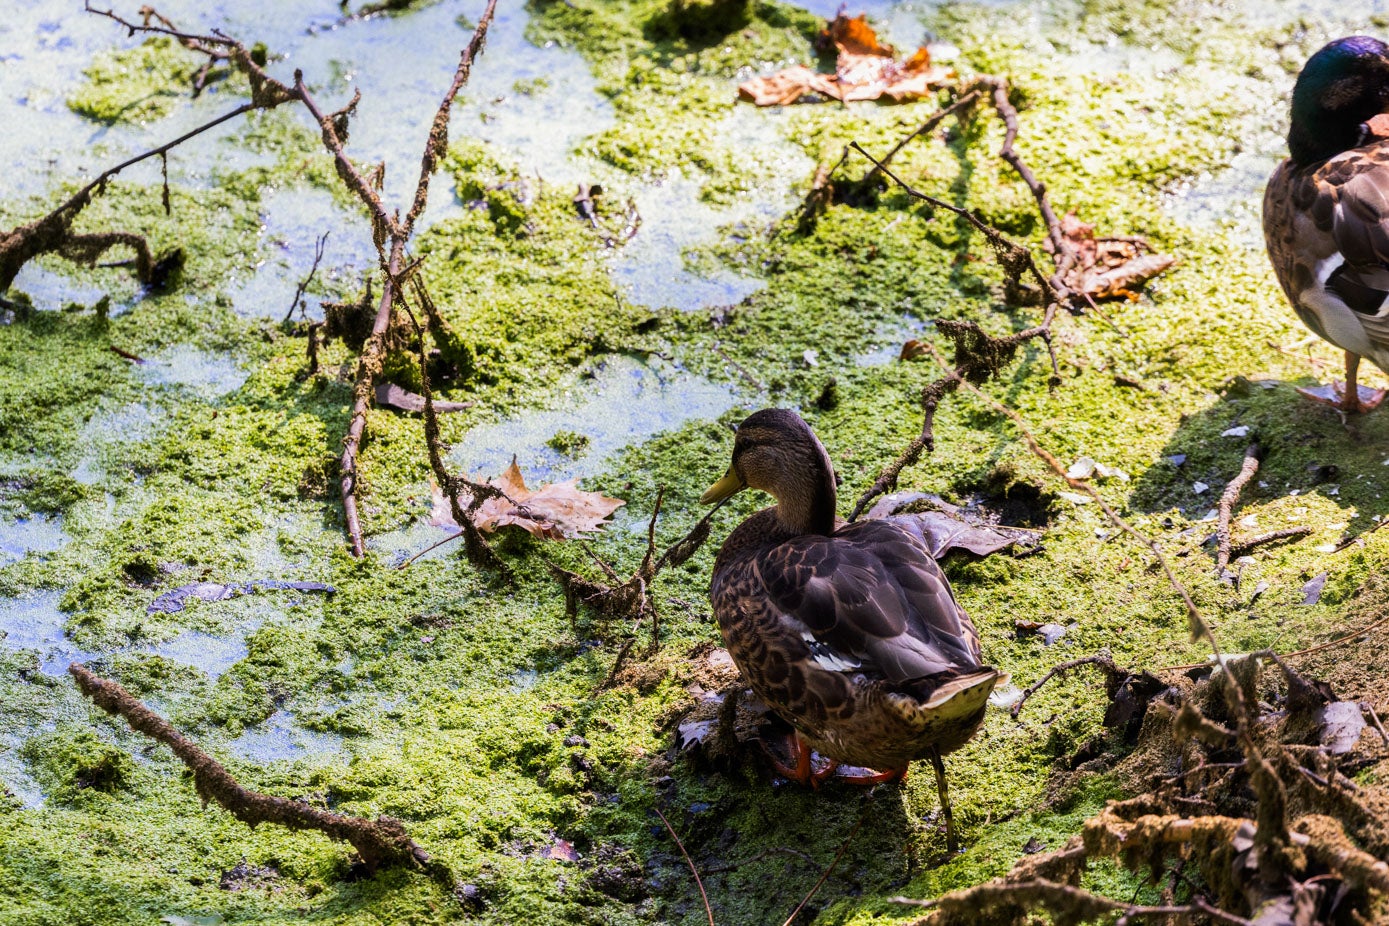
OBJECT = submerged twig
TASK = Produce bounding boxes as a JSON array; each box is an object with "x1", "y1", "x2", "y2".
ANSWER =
[{"x1": 283, "y1": 231, "x2": 329, "y2": 324}]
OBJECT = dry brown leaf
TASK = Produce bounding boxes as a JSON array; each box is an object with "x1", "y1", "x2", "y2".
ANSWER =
[
  {"x1": 1051, "y1": 210, "x2": 1176, "y2": 300},
  {"x1": 434, "y1": 458, "x2": 625, "y2": 540},
  {"x1": 822, "y1": 12, "x2": 895, "y2": 57},
  {"x1": 738, "y1": 13, "x2": 952, "y2": 106}
]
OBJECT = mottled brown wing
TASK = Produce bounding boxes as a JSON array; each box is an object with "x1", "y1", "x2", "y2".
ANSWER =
[
  {"x1": 1266, "y1": 145, "x2": 1389, "y2": 347},
  {"x1": 753, "y1": 519, "x2": 982, "y2": 684}
]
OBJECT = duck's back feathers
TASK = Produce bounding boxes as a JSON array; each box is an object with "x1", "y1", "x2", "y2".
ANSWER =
[
  {"x1": 752, "y1": 518, "x2": 982, "y2": 685},
  {"x1": 1265, "y1": 140, "x2": 1389, "y2": 367}
]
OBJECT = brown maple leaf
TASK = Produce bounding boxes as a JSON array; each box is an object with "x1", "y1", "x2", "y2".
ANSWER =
[
  {"x1": 1050, "y1": 211, "x2": 1176, "y2": 300},
  {"x1": 738, "y1": 13, "x2": 952, "y2": 106},
  {"x1": 433, "y1": 458, "x2": 624, "y2": 540}
]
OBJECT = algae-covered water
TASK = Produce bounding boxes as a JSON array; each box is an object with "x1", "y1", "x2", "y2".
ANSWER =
[{"x1": 5, "y1": 0, "x2": 1389, "y2": 923}]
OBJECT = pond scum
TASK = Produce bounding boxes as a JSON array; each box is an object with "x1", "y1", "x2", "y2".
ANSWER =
[{"x1": 4, "y1": 0, "x2": 1389, "y2": 923}]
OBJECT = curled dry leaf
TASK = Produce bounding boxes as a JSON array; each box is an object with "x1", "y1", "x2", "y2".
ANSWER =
[
  {"x1": 738, "y1": 13, "x2": 952, "y2": 106},
  {"x1": 434, "y1": 458, "x2": 625, "y2": 540},
  {"x1": 1048, "y1": 211, "x2": 1176, "y2": 300}
]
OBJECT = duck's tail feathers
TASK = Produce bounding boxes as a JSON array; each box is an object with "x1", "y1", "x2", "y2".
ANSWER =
[{"x1": 921, "y1": 668, "x2": 1008, "y2": 711}]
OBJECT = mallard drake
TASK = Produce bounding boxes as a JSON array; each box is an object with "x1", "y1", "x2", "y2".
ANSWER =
[
  {"x1": 701, "y1": 408, "x2": 1005, "y2": 847},
  {"x1": 1264, "y1": 36, "x2": 1389, "y2": 414}
]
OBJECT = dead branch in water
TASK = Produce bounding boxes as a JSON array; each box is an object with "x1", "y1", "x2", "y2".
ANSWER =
[
  {"x1": 87, "y1": 0, "x2": 499, "y2": 558},
  {"x1": 0, "y1": 97, "x2": 260, "y2": 294},
  {"x1": 70, "y1": 663, "x2": 428, "y2": 871}
]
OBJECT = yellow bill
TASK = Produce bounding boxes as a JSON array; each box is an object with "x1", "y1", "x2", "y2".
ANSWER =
[{"x1": 700, "y1": 466, "x2": 744, "y2": 504}]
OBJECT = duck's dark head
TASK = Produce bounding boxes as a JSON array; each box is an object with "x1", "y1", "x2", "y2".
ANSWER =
[
  {"x1": 700, "y1": 408, "x2": 837, "y2": 535},
  {"x1": 1289, "y1": 36, "x2": 1389, "y2": 166}
]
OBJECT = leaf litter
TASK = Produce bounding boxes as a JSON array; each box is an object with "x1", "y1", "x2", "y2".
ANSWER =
[{"x1": 738, "y1": 13, "x2": 953, "y2": 106}]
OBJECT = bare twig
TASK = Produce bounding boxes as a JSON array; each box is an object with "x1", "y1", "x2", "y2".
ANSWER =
[
  {"x1": 283, "y1": 231, "x2": 329, "y2": 324},
  {"x1": 1215, "y1": 444, "x2": 1261, "y2": 574},
  {"x1": 1229, "y1": 527, "x2": 1312, "y2": 558},
  {"x1": 1009, "y1": 652, "x2": 1119, "y2": 719},
  {"x1": 653, "y1": 804, "x2": 715, "y2": 926},
  {"x1": 780, "y1": 816, "x2": 865, "y2": 926}
]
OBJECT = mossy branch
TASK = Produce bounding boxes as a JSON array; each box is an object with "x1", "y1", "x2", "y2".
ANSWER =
[{"x1": 69, "y1": 664, "x2": 429, "y2": 872}]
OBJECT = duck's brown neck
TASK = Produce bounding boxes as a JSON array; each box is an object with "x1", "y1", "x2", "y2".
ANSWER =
[{"x1": 770, "y1": 452, "x2": 837, "y2": 536}]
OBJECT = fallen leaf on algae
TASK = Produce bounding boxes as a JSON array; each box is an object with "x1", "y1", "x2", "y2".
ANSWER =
[
  {"x1": 376, "y1": 382, "x2": 473, "y2": 414},
  {"x1": 435, "y1": 458, "x2": 625, "y2": 540},
  {"x1": 738, "y1": 13, "x2": 952, "y2": 106},
  {"x1": 1048, "y1": 211, "x2": 1175, "y2": 300}
]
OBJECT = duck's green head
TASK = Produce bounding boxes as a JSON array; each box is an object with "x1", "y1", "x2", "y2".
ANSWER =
[{"x1": 1289, "y1": 36, "x2": 1389, "y2": 166}]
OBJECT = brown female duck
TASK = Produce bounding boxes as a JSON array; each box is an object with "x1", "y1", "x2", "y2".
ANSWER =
[{"x1": 702, "y1": 409, "x2": 1005, "y2": 845}]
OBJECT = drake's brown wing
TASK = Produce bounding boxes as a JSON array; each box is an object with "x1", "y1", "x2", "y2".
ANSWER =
[
  {"x1": 753, "y1": 519, "x2": 982, "y2": 685},
  {"x1": 1265, "y1": 143, "x2": 1389, "y2": 360}
]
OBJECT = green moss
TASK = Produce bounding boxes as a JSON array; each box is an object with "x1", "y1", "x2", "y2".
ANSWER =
[
  {"x1": 68, "y1": 36, "x2": 202, "y2": 125},
  {"x1": 547, "y1": 429, "x2": 591, "y2": 457},
  {"x1": 20, "y1": 727, "x2": 135, "y2": 804}
]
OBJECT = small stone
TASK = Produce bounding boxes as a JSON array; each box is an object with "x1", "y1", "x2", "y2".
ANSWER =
[{"x1": 1192, "y1": 481, "x2": 1209, "y2": 494}]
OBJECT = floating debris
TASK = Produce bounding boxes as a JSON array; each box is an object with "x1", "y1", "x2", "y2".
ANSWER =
[{"x1": 147, "y1": 581, "x2": 335, "y2": 615}]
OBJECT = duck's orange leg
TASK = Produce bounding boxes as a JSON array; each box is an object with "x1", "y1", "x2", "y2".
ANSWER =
[
  {"x1": 764, "y1": 730, "x2": 813, "y2": 785},
  {"x1": 826, "y1": 764, "x2": 908, "y2": 785}
]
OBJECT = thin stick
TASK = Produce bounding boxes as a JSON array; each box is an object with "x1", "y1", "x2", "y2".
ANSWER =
[
  {"x1": 1009, "y1": 653, "x2": 1117, "y2": 719},
  {"x1": 395, "y1": 529, "x2": 466, "y2": 569},
  {"x1": 780, "y1": 816, "x2": 865, "y2": 926},
  {"x1": 1230, "y1": 527, "x2": 1311, "y2": 558},
  {"x1": 283, "y1": 231, "x2": 329, "y2": 324},
  {"x1": 1215, "y1": 444, "x2": 1261, "y2": 573},
  {"x1": 653, "y1": 804, "x2": 715, "y2": 926},
  {"x1": 857, "y1": 89, "x2": 982, "y2": 189},
  {"x1": 1162, "y1": 613, "x2": 1389, "y2": 671}
]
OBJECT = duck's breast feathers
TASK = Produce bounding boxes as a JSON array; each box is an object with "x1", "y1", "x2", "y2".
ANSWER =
[
  {"x1": 751, "y1": 519, "x2": 982, "y2": 685},
  {"x1": 1266, "y1": 143, "x2": 1389, "y2": 362}
]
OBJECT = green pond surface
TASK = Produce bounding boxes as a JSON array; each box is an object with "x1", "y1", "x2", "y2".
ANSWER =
[{"x1": 4, "y1": 0, "x2": 1389, "y2": 923}]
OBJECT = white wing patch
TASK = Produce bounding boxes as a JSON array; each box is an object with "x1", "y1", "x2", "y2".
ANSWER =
[{"x1": 800, "y1": 630, "x2": 861, "y2": 672}]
